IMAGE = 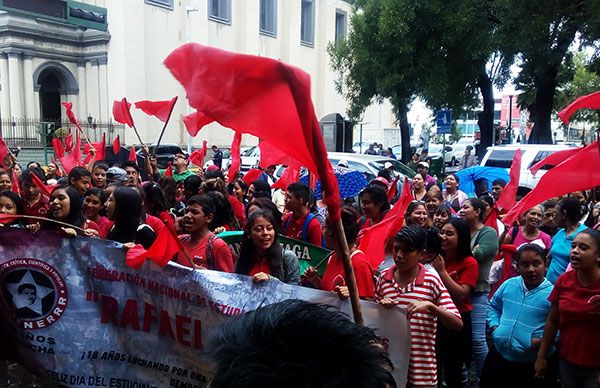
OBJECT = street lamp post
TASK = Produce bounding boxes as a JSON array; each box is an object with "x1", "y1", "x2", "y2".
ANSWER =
[
  {"x1": 185, "y1": 6, "x2": 198, "y2": 154},
  {"x1": 507, "y1": 95, "x2": 513, "y2": 144}
]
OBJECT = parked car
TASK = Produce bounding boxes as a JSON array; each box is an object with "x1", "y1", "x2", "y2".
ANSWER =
[
  {"x1": 136, "y1": 143, "x2": 187, "y2": 169},
  {"x1": 352, "y1": 141, "x2": 372, "y2": 154},
  {"x1": 238, "y1": 145, "x2": 260, "y2": 172},
  {"x1": 479, "y1": 143, "x2": 578, "y2": 196},
  {"x1": 423, "y1": 143, "x2": 457, "y2": 166}
]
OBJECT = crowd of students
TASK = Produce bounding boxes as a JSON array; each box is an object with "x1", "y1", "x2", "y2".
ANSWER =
[{"x1": 1, "y1": 149, "x2": 599, "y2": 388}]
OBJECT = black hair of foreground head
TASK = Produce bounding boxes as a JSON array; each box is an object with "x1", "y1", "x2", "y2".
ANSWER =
[{"x1": 208, "y1": 299, "x2": 396, "y2": 388}]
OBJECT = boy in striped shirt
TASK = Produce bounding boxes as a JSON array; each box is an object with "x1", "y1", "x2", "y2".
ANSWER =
[{"x1": 376, "y1": 225, "x2": 463, "y2": 387}]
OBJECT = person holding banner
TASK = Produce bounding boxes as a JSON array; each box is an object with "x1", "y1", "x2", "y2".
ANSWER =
[
  {"x1": 105, "y1": 187, "x2": 156, "y2": 249},
  {"x1": 304, "y1": 207, "x2": 375, "y2": 300},
  {"x1": 47, "y1": 186, "x2": 99, "y2": 236},
  {"x1": 235, "y1": 209, "x2": 300, "y2": 284}
]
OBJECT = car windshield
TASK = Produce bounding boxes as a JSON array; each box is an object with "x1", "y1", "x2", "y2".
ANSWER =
[
  {"x1": 241, "y1": 146, "x2": 257, "y2": 156},
  {"x1": 484, "y1": 149, "x2": 517, "y2": 168}
]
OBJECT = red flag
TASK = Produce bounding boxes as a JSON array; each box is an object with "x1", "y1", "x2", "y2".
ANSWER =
[
  {"x1": 0, "y1": 137, "x2": 10, "y2": 168},
  {"x1": 557, "y1": 91, "x2": 600, "y2": 125},
  {"x1": 384, "y1": 177, "x2": 414, "y2": 235},
  {"x1": 61, "y1": 102, "x2": 82, "y2": 131},
  {"x1": 183, "y1": 110, "x2": 214, "y2": 137},
  {"x1": 125, "y1": 226, "x2": 181, "y2": 269},
  {"x1": 58, "y1": 154, "x2": 79, "y2": 174},
  {"x1": 387, "y1": 175, "x2": 400, "y2": 201},
  {"x1": 272, "y1": 162, "x2": 301, "y2": 190},
  {"x1": 112, "y1": 98, "x2": 135, "y2": 128},
  {"x1": 189, "y1": 140, "x2": 208, "y2": 167},
  {"x1": 502, "y1": 141, "x2": 600, "y2": 226},
  {"x1": 112, "y1": 135, "x2": 121, "y2": 155},
  {"x1": 30, "y1": 172, "x2": 52, "y2": 197},
  {"x1": 52, "y1": 138, "x2": 65, "y2": 158},
  {"x1": 496, "y1": 148, "x2": 521, "y2": 211},
  {"x1": 83, "y1": 133, "x2": 106, "y2": 162},
  {"x1": 164, "y1": 163, "x2": 173, "y2": 177},
  {"x1": 51, "y1": 158, "x2": 63, "y2": 177},
  {"x1": 11, "y1": 169, "x2": 20, "y2": 195},
  {"x1": 227, "y1": 132, "x2": 242, "y2": 183},
  {"x1": 135, "y1": 97, "x2": 178, "y2": 123},
  {"x1": 258, "y1": 141, "x2": 298, "y2": 168},
  {"x1": 64, "y1": 132, "x2": 73, "y2": 152},
  {"x1": 164, "y1": 43, "x2": 341, "y2": 221},
  {"x1": 484, "y1": 205, "x2": 500, "y2": 234},
  {"x1": 242, "y1": 168, "x2": 264, "y2": 186},
  {"x1": 128, "y1": 146, "x2": 137, "y2": 162},
  {"x1": 72, "y1": 133, "x2": 82, "y2": 166},
  {"x1": 529, "y1": 147, "x2": 580, "y2": 176}
]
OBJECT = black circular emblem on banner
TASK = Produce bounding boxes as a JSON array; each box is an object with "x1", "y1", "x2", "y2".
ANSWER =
[{"x1": 0, "y1": 258, "x2": 68, "y2": 329}]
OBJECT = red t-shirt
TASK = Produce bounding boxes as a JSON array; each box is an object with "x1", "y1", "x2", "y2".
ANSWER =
[
  {"x1": 158, "y1": 211, "x2": 175, "y2": 231},
  {"x1": 444, "y1": 256, "x2": 479, "y2": 312},
  {"x1": 283, "y1": 212, "x2": 323, "y2": 247},
  {"x1": 249, "y1": 260, "x2": 271, "y2": 277},
  {"x1": 176, "y1": 233, "x2": 234, "y2": 273},
  {"x1": 228, "y1": 195, "x2": 246, "y2": 227},
  {"x1": 24, "y1": 195, "x2": 49, "y2": 218},
  {"x1": 321, "y1": 250, "x2": 375, "y2": 298},
  {"x1": 548, "y1": 271, "x2": 600, "y2": 368},
  {"x1": 94, "y1": 216, "x2": 112, "y2": 238}
]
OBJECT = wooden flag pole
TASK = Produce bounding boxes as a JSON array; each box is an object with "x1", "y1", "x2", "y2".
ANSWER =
[
  {"x1": 154, "y1": 97, "x2": 179, "y2": 155},
  {"x1": 131, "y1": 124, "x2": 145, "y2": 147}
]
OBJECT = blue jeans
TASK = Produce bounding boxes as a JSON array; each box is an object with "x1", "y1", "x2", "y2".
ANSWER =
[
  {"x1": 559, "y1": 360, "x2": 599, "y2": 388},
  {"x1": 471, "y1": 291, "x2": 489, "y2": 377}
]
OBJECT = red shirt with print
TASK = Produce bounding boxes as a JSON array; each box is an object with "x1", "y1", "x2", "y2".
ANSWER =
[
  {"x1": 176, "y1": 233, "x2": 234, "y2": 273},
  {"x1": 283, "y1": 212, "x2": 323, "y2": 247},
  {"x1": 24, "y1": 195, "x2": 49, "y2": 218},
  {"x1": 444, "y1": 256, "x2": 479, "y2": 312}
]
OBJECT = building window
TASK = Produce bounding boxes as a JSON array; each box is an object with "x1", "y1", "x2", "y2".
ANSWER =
[
  {"x1": 335, "y1": 10, "x2": 347, "y2": 44},
  {"x1": 209, "y1": 0, "x2": 231, "y2": 24},
  {"x1": 300, "y1": 0, "x2": 315, "y2": 46},
  {"x1": 145, "y1": 0, "x2": 174, "y2": 10},
  {"x1": 260, "y1": 0, "x2": 277, "y2": 36}
]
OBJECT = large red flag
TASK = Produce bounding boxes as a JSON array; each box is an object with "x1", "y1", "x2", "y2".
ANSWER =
[
  {"x1": 0, "y1": 137, "x2": 10, "y2": 168},
  {"x1": 112, "y1": 135, "x2": 121, "y2": 155},
  {"x1": 128, "y1": 146, "x2": 137, "y2": 162},
  {"x1": 51, "y1": 138, "x2": 65, "y2": 158},
  {"x1": 164, "y1": 43, "x2": 341, "y2": 221},
  {"x1": 258, "y1": 141, "x2": 298, "y2": 168},
  {"x1": 484, "y1": 206, "x2": 500, "y2": 234},
  {"x1": 189, "y1": 140, "x2": 208, "y2": 167},
  {"x1": 529, "y1": 147, "x2": 580, "y2": 176},
  {"x1": 387, "y1": 175, "x2": 400, "y2": 201},
  {"x1": 385, "y1": 177, "x2": 414, "y2": 235},
  {"x1": 125, "y1": 226, "x2": 181, "y2": 269},
  {"x1": 72, "y1": 133, "x2": 82, "y2": 166},
  {"x1": 112, "y1": 98, "x2": 135, "y2": 128},
  {"x1": 242, "y1": 168, "x2": 264, "y2": 186},
  {"x1": 58, "y1": 154, "x2": 79, "y2": 174},
  {"x1": 503, "y1": 141, "x2": 600, "y2": 226},
  {"x1": 84, "y1": 133, "x2": 106, "y2": 161},
  {"x1": 61, "y1": 102, "x2": 82, "y2": 131},
  {"x1": 272, "y1": 162, "x2": 301, "y2": 190},
  {"x1": 496, "y1": 148, "x2": 521, "y2": 211},
  {"x1": 227, "y1": 132, "x2": 242, "y2": 183},
  {"x1": 557, "y1": 91, "x2": 600, "y2": 125},
  {"x1": 135, "y1": 97, "x2": 178, "y2": 123},
  {"x1": 182, "y1": 110, "x2": 214, "y2": 137}
]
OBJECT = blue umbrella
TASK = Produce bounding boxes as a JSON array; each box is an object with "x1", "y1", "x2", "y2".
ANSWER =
[
  {"x1": 299, "y1": 170, "x2": 369, "y2": 199},
  {"x1": 454, "y1": 166, "x2": 510, "y2": 197}
]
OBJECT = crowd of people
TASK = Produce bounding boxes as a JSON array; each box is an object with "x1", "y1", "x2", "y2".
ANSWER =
[{"x1": 0, "y1": 143, "x2": 599, "y2": 388}]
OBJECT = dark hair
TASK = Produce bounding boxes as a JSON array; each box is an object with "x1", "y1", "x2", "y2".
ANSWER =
[
  {"x1": 27, "y1": 161, "x2": 41, "y2": 170},
  {"x1": 465, "y1": 198, "x2": 486, "y2": 222},
  {"x1": 49, "y1": 185, "x2": 84, "y2": 228},
  {"x1": 205, "y1": 191, "x2": 241, "y2": 231},
  {"x1": 68, "y1": 166, "x2": 91, "y2": 184},
  {"x1": 516, "y1": 243, "x2": 546, "y2": 263},
  {"x1": 93, "y1": 162, "x2": 109, "y2": 172},
  {"x1": 249, "y1": 179, "x2": 271, "y2": 199},
  {"x1": 106, "y1": 187, "x2": 143, "y2": 244},
  {"x1": 359, "y1": 184, "x2": 390, "y2": 212},
  {"x1": 377, "y1": 168, "x2": 391, "y2": 181},
  {"x1": 0, "y1": 190, "x2": 25, "y2": 224},
  {"x1": 479, "y1": 195, "x2": 494, "y2": 208},
  {"x1": 340, "y1": 206, "x2": 360, "y2": 246},
  {"x1": 425, "y1": 226, "x2": 442, "y2": 254},
  {"x1": 445, "y1": 172, "x2": 460, "y2": 184},
  {"x1": 20, "y1": 167, "x2": 45, "y2": 184},
  {"x1": 236, "y1": 209, "x2": 284, "y2": 280},
  {"x1": 142, "y1": 182, "x2": 168, "y2": 217},
  {"x1": 433, "y1": 204, "x2": 453, "y2": 219},
  {"x1": 84, "y1": 187, "x2": 108, "y2": 208},
  {"x1": 542, "y1": 199, "x2": 557, "y2": 211},
  {"x1": 246, "y1": 197, "x2": 283, "y2": 233},
  {"x1": 120, "y1": 161, "x2": 140, "y2": 172},
  {"x1": 18, "y1": 283, "x2": 36, "y2": 294},
  {"x1": 0, "y1": 171, "x2": 9, "y2": 180},
  {"x1": 444, "y1": 218, "x2": 473, "y2": 259},
  {"x1": 183, "y1": 175, "x2": 202, "y2": 199},
  {"x1": 491, "y1": 179, "x2": 507, "y2": 188},
  {"x1": 205, "y1": 169, "x2": 225, "y2": 180},
  {"x1": 557, "y1": 197, "x2": 582, "y2": 224},
  {"x1": 201, "y1": 177, "x2": 229, "y2": 197},
  {"x1": 187, "y1": 195, "x2": 216, "y2": 217},
  {"x1": 579, "y1": 228, "x2": 600, "y2": 252},
  {"x1": 405, "y1": 201, "x2": 427, "y2": 225},
  {"x1": 208, "y1": 299, "x2": 395, "y2": 388},
  {"x1": 395, "y1": 225, "x2": 427, "y2": 252},
  {"x1": 158, "y1": 176, "x2": 179, "y2": 209},
  {"x1": 286, "y1": 182, "x2": 311, "y2": 205},
  {"x1": 424, "y1": 189, "x2": 443, "y2": 202},
  {"x1": 234, "y1": 179, "x2": 248, "y2": 193}
]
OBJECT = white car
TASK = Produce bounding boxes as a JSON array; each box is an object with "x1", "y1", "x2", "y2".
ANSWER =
[
  {"x1": 479, "y1": 143, "x2": 578, "y2": 196},
  {"x1": 423, "y1": 143, "x2": 457, "y2": 166}
]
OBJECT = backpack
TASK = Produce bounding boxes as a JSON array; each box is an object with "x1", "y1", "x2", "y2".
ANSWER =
[{"x1": 284, "y1": 213, "x2": 326, "y2": 247}]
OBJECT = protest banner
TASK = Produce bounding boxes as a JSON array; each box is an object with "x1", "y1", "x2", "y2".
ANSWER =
[{"x1": 0, "y1": 229, "x2": 409, "y2": 387}]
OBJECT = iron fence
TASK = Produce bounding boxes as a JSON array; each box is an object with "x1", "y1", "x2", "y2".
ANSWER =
[{"x1": 0, "y1": 118, "x2": 125, "y2": 148}]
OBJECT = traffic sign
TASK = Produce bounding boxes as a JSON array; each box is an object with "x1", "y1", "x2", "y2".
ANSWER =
[{"x1": 436, "y1": 110, "x2": 452, "y2": 134}]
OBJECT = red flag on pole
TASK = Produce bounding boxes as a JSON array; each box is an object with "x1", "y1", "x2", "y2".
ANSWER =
[
  {"x1": 52, "y1": 138, "x2": 65, "y2": 158},
  {"x1": 112, "y1": 98, "x2": 135, "y2": 128},
  {"x1": 271, "y1": 162, "x2": 301, "y2": 190},
  {"x1": 61, "y1": 102, "x2": 82, "y2": 131},
  {"x1": 135, "y1": 97, "x2": 178, "y2": 123},
  {"x1": 64, "y1": 132, "x2": 73, "y2": 152},
  {"x1": 496, "y1": 148, "x2": 521, "y2": 211},
  {"x1": 84, "y1": 133, "x2": 106, "y2": 162},
  {"x1": 529, "y1": 147, "x2": 580, "y2": 176},
  {"x1": 242, "y1": 168, "x2": 264, "y2": 186},
  {"x1": 30, "y1": 172, "x2": 52, "y2": 198},
  {"x1": 484, "y1": 205, "x2": 500, "y2": 234},
  {"x1": 112, "y1": 135, "x2": 121, "y2": 155},
  {"x1": 189, "y1": 140, "x2": 208, "y2": 167},
  {"x1": 164, "y1": 43, "x2": 341, "y2": 221},
  {"x1": 128, "y1": 146, "x2": 137, "y2": 162},
  {"x1": 557, "y1": 91, "x2": 600, "y2": 125},
  {"x1": 227, "y1": 132, "x2": 242, "y2": 183},
  {"x1": 502, "y1": 141, "x2": 600, "y2": 226},
  {"x1": 182, "y1": 110, "x2": 214, "y2": 137},
  {"x1": 258, "y1": 141, "x2": 298, "y2": 168},
  {"x1": 387, "y1": 175, "x2": 400, "y2": 201},
  {"x1": 58, "y1": 154, "x2": 79, "y2": 174},
  {"x1": 0, "y1": 137, "x2": 10, "y2": 168},
  {"x1": 164, "y1": 163, "x2": 173, "y2": 177},
  {"x1": 125, "y1": 226, "x2": 182, "y2": 269},
  {"x1": 11, "y1": 169, "x2": 20, "y2": 195},
  {"x1": 51, "y1": 158, "x2": 63, "y2": 177}
]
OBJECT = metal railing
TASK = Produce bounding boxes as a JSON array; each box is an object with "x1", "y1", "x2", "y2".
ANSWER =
[{"x1": 0, "y1": 118, "x2": 125, "y2": 148}]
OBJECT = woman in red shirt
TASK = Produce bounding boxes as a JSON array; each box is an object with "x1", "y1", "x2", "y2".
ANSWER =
[
  {"x1": 304, "y1": 207, "x2": 375, "y2": 300},
  {"x1": 535, "y1": 228, "x2": 600, "y2": 387},
  {"x1": 432, "y1": 217, "x2": 479, "y2": 388},
  {"x1": 235, "y1": 209, "x2": 300, "y2": 284},
  {"x1": 47, "y1": 186, "x2": 99, "y2": 237},
  {"x1": 359, "y1": 184, "x2": 390, "y2": 230},
  {"x1": 83, "y1": 188, "x2": 111, "y2": 238}
]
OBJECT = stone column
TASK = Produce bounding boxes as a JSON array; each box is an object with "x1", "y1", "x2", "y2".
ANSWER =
[
  {"x1": 76, "y1": 60, "x2": 87, "y2": 117},
  {"x1": 0, "y1": 54, "x2": 10, "y2": 120},
  {"x1": 7, "y1": 53, "x2": 22, "y2": 119},
  {"x1": 98, "y1": 58, "x2": 108, "y2": 123},
  {"x1": 85, "y1": 60, "x2": 99, "y2": 120},
  {"x1": 23, "y1": 54, "x2": 35, "y2": 119}
]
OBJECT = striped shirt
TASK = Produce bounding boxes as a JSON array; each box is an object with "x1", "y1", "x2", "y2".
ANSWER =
[{"x1": 375, "y1": 264, "x2": 460, "y2": 386}]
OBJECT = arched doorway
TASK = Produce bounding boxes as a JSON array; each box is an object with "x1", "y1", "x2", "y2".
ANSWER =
[{"x1": 38, "y1": 70, "x2": 62, "y2": 123}]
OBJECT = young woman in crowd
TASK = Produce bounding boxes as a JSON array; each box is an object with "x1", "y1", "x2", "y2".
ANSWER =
[
  {"x1": 405, "y1": 200, "x2": 429, "y2": 228},
  {"x1": 105, "y1": 186, "x2": 156, "y2": 249},
  {"x1": 359, "y1": 184, "x2": 390, "y2": 229},
  {"x1": 0, "y1": 171, "x2": 11, "y2": 191},
  {"x1": 536, "y1": 228, "x2": 600, "y2": 387},
  {"x1": 0, "y1": 190, "x2": 27, "y2": 228},
  {"x1": 432, "y1": 218, "x2": 480, "y2": 388},
  {"x1": 481, "y1": 244, "x2": 557, "y2": 388},
  {"x1": 425, "y1": 189, "x2": 444, "y2": 220},
  {"x1": 91, "y1": 163, "x2": 108, "y2": 189},
  {"x1": 83, "y1": 188, "x2": 111, "y2": 238},
  {"x1": 547, "y1": 197, "x2": 586, "y2": 284},
  {"x1": 458, "y1": 197, "x2": 499, "y2": 378},
  {"x1": 204, "y1": 191, "x2": 241, "y2": 232},
  {"x1": 20, "y1": 168, "x2": 49, "y2": 218},
  {"x1": 376, "y1": 225, "x2": 462, "y2": 387},
  {"x1": 503, "y1": 205, "x2": 552, "y2": 250},
  {"x1": 47, "y1": 186, "x2": 98, "y2": 236},
  {"x1": 443, "y1": 173, "x2": 468, "y2": 213},
  {"x1": 304, "y1": 207, "x2": 375, "y2": 300},
  {"x1": 232, "y1": 179, "x2": 248, "y2": 206},
  {"x1": 176, "y1": 195, "x2": 234, "y2": 272},
  {"x1": 158, "y1": 176, "x2": 184, "y2": 215},
  {"x1": 235, "y1": 209, "x2": 300, "y2": 284},
  {"x1": 142, "y1": 182, "x2": 175, "y2": 231},
  {"x1": 411, "y1": 173, "x2": 427, "y2": 201},
  {"x1": 432, "y1": 204, "x2": 453, "y2": 229},
  {"x1": 201, "y1": 176, "x2": 246, "y2": 227},
  {"x1": 245, "y1": 197, "x2": 283, "y2": 232}
]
